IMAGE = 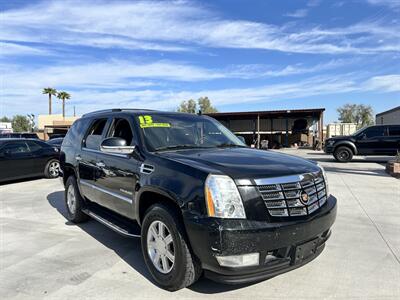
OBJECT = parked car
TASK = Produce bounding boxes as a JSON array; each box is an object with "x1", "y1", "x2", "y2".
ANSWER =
[
  {"x1": 49, "y1": 134, "x2": 66, "y2": 139},
  {"x1": 46, "y1": 137, "x2": 64, "y2": 150},
  {"x1": 60, "y1": 109, "x2": 337, "y2": 291},
  {"x1": 0, "y1": 132, "x2": 39, "y2": 139},
  {"x1": 0, "y1": 138, "x2": 60, "y2": 183},
  {"x1": 324, "y1": 124, "x2": 400, "y2": 162}
]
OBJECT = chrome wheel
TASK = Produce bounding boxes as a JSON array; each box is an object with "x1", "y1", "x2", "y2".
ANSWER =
[
  {"x1": 146, "y1": 220, "x2": 175, "y2": 274},
  {"x1": 67, "y1": 184, "x2": 77, "y2": 214},
  {"x1": 49, "y1": 161, "x2": 60, "y2": 177}
]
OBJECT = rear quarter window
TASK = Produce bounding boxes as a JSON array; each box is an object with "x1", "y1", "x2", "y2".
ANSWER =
[{"x1": 62, "y1": 119, "x2": 88, "y2": 148}]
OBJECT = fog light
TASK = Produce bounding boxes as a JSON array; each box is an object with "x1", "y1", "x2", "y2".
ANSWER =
[{"x1": 216, "y1": 253, "x2": 259, "y2": 267}]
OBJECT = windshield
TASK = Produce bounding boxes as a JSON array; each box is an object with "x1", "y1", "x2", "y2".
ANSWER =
[{"x1": 137, "y1": 113, "x2": 246, "y2": 151}]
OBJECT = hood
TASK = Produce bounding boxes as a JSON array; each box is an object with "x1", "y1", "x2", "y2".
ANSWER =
[
  {"x1": 159, "y1": 147, "x2": 320, "y2": 180},
  {"x1": 327, "y1": 135, "x2": 355, "y2": 141}
]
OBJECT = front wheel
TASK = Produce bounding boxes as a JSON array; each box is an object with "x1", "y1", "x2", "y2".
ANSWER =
[
  {"x1": 334, "y1": 146, "x2": 353, "y2": 162},
  {"x1": 141, "y1": 204, "x2": 201, "y2": 291}
]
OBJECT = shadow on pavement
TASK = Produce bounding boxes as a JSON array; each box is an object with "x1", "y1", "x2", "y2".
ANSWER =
[
  {"x1": 46, "y1": 190, "x2": 256, "y2": 294},
  {"x1": 323, "y1": 166, "x2": 389, "y2": 177}
]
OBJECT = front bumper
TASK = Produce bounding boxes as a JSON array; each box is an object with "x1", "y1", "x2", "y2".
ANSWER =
[
  {"x1": 324, "y1": 145, "x2": 334, "y2": 154},
  {"x1": 184, "y1": 195, "x2": 337, "y2": 284}
]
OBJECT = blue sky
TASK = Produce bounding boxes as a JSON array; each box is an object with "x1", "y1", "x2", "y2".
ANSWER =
[{"x1": 0, "y1": 0, "x2": 399, "y2": 123}]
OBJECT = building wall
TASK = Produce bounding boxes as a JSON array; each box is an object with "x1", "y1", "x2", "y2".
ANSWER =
[
  {"x1": 376, "y1": 109, "x2": 400, "y2": 125},
  {"x1": 38, "y1": 114, "x2": 79, "y2": 130}
]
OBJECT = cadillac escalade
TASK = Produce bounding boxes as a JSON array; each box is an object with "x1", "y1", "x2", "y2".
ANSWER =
[{"x1": 60, "y1": 109, "x2": 337, "y2": 291}]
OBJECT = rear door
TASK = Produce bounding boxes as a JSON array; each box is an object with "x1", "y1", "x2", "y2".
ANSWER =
[
  {"x1": 79, "y1": 118, "x2": 109, "y2": 202},
  {"x1": 387, "y1": 125, "x2": 400, "y2": 155},
  {"x1": 25, "y1": 140, "x2": 53, "y2": 175},
  {"x1": 94, "y1": 116, "x2": 139, "y2": 219},
  {"x1": 0, "y1": 141, "x2": 34, "y2": 181},
  {"x1": 356, "y1": 126, "x2": 387, "y2": 155}
]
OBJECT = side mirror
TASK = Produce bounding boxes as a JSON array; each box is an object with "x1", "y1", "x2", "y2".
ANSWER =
[
  {"x1": 236, "y1": 135, "x2": 246, "y2": 144},
  {"x1": 100, "y1": 137, "x2": 136, "y2": 155}
]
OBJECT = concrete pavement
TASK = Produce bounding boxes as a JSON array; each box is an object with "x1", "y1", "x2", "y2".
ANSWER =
[{"x1": 1, "y1": 149, "x2": 399, "y2": 299}]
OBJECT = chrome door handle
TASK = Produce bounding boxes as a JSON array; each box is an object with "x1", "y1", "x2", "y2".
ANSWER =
[
  {"x1": 96, "y1": 162, "x2": 105, "y2": 168},
  {"x1": 75, "y1": 155, "x2": 82, "y2": 161}
]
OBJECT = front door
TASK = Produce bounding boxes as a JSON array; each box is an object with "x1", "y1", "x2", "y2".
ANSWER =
[
  {"x1": 356, "y1": 126, "x2": 387, "y2": 155},
  {"x1": 94, "y1": 117, "x2": 139, "y2": 219}
]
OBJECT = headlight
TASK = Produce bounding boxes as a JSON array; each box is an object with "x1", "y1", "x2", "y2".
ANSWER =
[
  {"x1": 317, "y1": 163, "x2": 330, "y2": 197},
  {"x1": 204, "y1": 174, "x2": 246, "y2": 219},
  {"x1": 327, "y1": 140, "x2": 335, "y2": 146}
]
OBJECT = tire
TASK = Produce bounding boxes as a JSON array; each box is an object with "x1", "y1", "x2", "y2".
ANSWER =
[
  {"x1": 334, "y1": 146, "x2": 353, "y2": 162},
  {"x1": 65, "y1": 176, "x2": 89, "y2": 223},
  {"x1": 141, "y1": 204, "x2": 202, "y2": 291},
  {"x1": 44, "y1": 159, "x2": 60, "y2": 178}
]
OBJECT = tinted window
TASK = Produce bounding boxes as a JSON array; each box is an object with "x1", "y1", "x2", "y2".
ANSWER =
[
  {"x1": 63, "y1": 119, "x2": 86, "y2": 148},
  {"x1": 364, "y1": 127, "x2": 385, "y2": 138},
  {"x1": 88, "y1": 119, "x2": 107, "y2": 135},
  {"x1": 389, "y1": 126, "x2": 400, "y2": 136},
  {"x1": 84, "y1": 118, "x2": 108, "y2": 150},
  {"x1": 107, "y1": 118, "x2": 133, "y2": 145},
  {"x1": 1, "y1": 141, "x2": 30, "y2": 156},
  {"x1": 26, "y1": 141, "x2": 43, "y2": 152}
]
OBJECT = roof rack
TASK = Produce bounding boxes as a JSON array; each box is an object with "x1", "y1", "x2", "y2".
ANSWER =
[{"x1": 82, "y1": 108, "x2": 155, "y2": 117}]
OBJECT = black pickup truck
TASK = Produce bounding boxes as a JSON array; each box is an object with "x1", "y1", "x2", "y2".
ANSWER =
[
  {"x1": 60, "y1": 109, "x2": 337, "y2": 291},
  {"x1": 325, "y1": 124, "x2": 400, "y2": 162}
]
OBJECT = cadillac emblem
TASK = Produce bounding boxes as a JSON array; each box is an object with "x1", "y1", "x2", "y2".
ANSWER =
[{"x1": 300, "y1": 192, "x2": 309, "y2": 204}]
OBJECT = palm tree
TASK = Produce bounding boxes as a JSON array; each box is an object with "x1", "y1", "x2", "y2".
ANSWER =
[
  {"x1": 42, "y1": 87, "x2": 57, "y2": 115},
  {"x1": 57, "y1": 91, "x2": 71, "y2": 118}
]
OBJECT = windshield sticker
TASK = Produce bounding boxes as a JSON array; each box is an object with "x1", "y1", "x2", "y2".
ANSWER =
[{"x1": 139, "y1": 115, "x2": 171, "y2": 128}]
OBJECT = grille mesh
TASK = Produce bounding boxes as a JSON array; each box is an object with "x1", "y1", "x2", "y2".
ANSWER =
[{"x1": 257, "y1": 174, "x2": 327, "y2": 218}]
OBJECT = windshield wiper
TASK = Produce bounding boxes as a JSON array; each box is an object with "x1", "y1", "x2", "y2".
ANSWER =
[
  {"x1": 215, "y1": 143, "x2": 246, "y2": 148},
  {"x1": 154, "y1": 145, "x2": 210, "y2": 152}
]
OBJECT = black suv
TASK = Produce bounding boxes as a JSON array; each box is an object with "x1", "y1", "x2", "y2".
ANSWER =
[
  {"x1": 60, "y1": 109, "x2": 337, "y2": 291},
  {"x1": 325, "y1": 124, "x2": 400, "y2": 162}
]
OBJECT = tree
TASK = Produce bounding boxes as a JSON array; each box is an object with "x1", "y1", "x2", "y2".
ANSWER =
[
  {"x1": 177, "y1": 97, "x2": 218, "y2": 113},
  {"x1": 0, "y1": 116, "x2": 12, "y2": 122},
  {"x1": 57, "y1": 91, "x2": 71, "y2": 118},
  {"x1": 42, "y1": 87, "x2": 57, "y2": 115},
  {"x1": 337, "y1": 104, "x2": 374, "y2": 128},
  {"x1": 198, "y1": 96, "x2": 218, "y2": 113},
  {"x1": 177, "y1": 99, "x2": 197, "y2": 113},
  {"x1": 12, "y1": 115, "x2": 31, "y2": 132}
]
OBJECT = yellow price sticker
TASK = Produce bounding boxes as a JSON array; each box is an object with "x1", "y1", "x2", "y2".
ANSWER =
[{"x1": 138, "y1": 115, "x2": 170, "y2": 128}]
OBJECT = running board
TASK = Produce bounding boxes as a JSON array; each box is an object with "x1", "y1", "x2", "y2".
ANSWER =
[{"x1": 82, "y1": 205, "x2": 141, "y2": 238}]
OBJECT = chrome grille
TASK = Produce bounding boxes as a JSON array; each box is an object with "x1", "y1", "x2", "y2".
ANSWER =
[{"x1": 256, "y1": 172, "x2": 328, "y2": 218}]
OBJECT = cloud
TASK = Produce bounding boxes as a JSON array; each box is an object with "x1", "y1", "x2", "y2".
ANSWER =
[
  {"x1": 367, "y1": 0, "x2": 400, "y2": 10},
  {"x1": 1, "y1": 0, "x2": 399, "y2": 55},
  {"x1": 0, "y1": 42, "x2": 51, "y2": 56},
  {"x1": 284, "y1": 9, "x2": 308, "y2": 18},
  {"x1": 363, "y1": 75, "x2": 400, "y2": 92}
]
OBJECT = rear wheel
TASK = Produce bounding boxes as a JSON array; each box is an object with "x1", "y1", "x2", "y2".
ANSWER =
[
  {"x1": 141, "y1": 204, "x2": 201, "y2": 291},
  {"x1": 65, "y1": 176, "x2": 88, "y2": 223},
  {"x1": 44, "y1": 159, "x2": 60, "y2": 178},
  {"x1": 334, "y1": 146, "x2": 353, "y2": 162}
]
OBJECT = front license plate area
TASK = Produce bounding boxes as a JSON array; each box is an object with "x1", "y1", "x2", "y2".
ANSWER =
[{"x1": 294, "y1": 238, "x2": 318, "y2": 264}]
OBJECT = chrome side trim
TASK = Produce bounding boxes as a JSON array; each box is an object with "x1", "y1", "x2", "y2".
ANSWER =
[
  {"x1": 79, "y1": 179, "x2": 132, "y2": 204},
  {"x1": 83, "y1": 209, "x2": 140, "y2": 238},
  {"x1": 82, "y1": 147, "x2": 129, "y2": 158},
  {"x1": 254, "y1": 171, "x2": 321, "y2": 186}
]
